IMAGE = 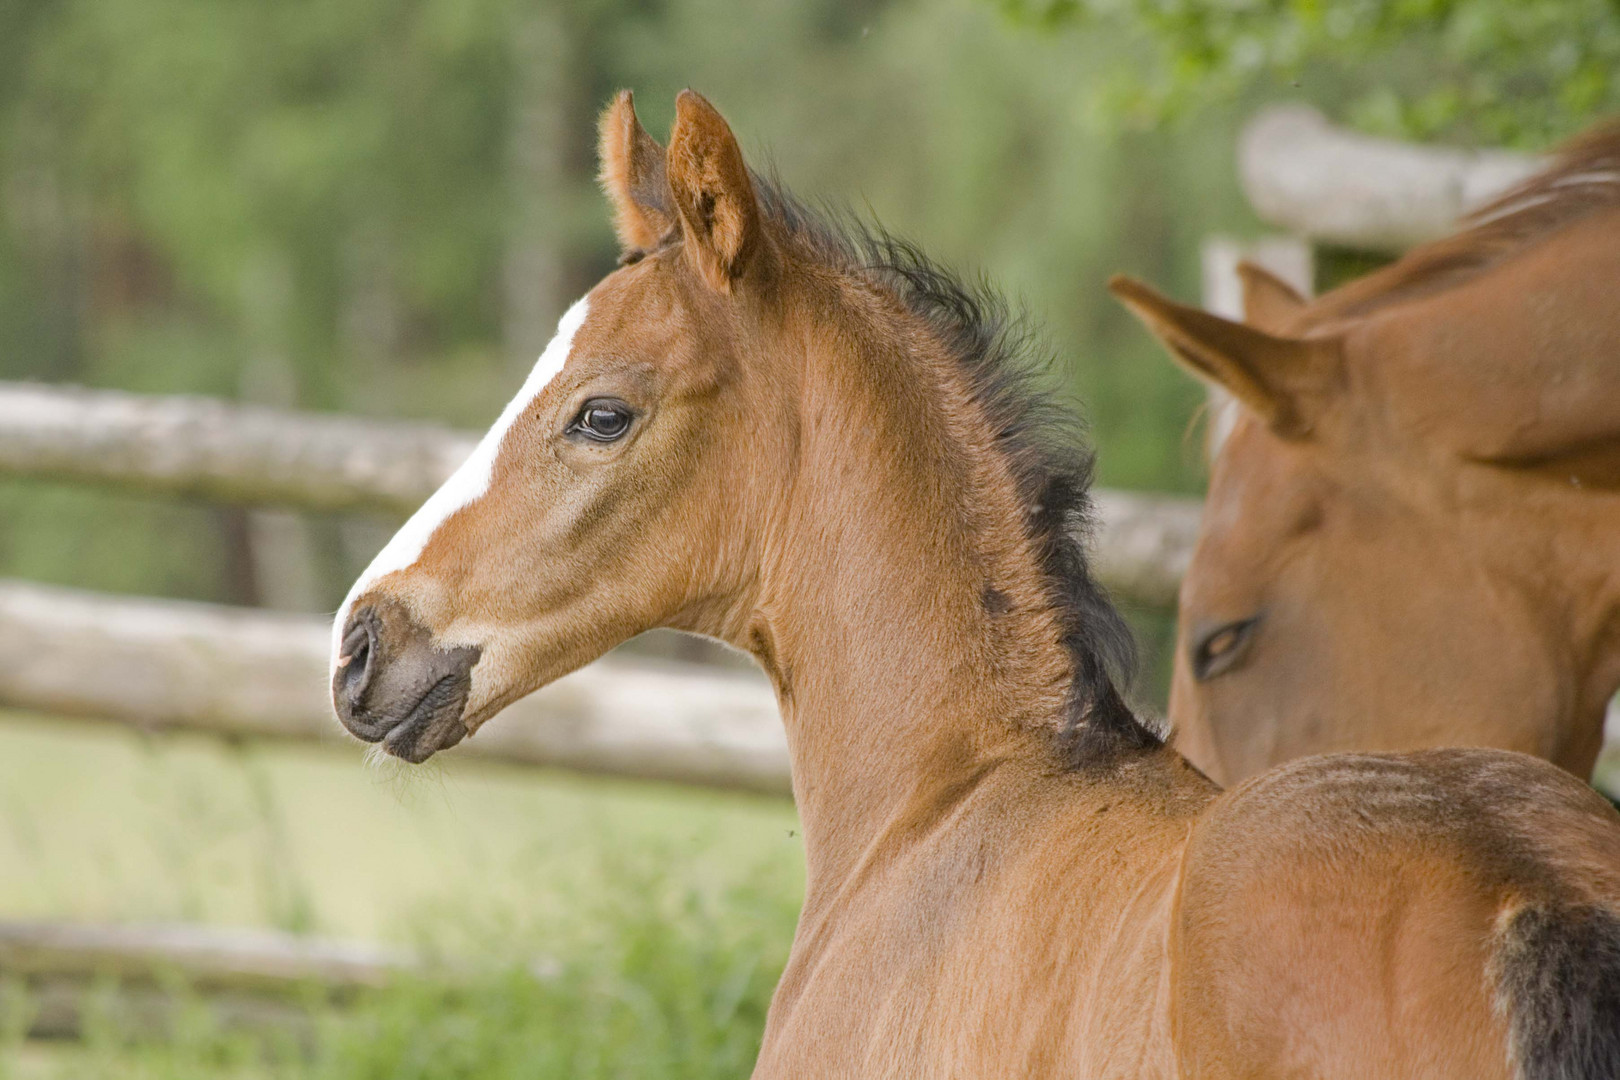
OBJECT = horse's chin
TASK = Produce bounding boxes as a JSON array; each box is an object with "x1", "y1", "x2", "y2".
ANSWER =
[
  {"x1": 454, "y1": 683, "x2": 529, "y2": 740},
  {"x1": 380, "y1": 692, "x2": 470, "y2": 763}
]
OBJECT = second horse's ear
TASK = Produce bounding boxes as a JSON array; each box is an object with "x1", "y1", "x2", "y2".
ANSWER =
[
  {"x1": 1237, "y1": 260, "x2": 1309, "y2": 334},
  {"x1": 598, "y1": 90, "x2": 676, "y2": 253},
  {"x1": 1109, "y1": 275, "x2": 1342, "y2": 439},
  {"x1": 665, "y1": 89, "x2": 762, "y2": 292}
]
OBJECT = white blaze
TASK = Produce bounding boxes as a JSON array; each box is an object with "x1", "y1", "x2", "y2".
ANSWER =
[{"x1": 330, "y1": 296, "x2": 591, "y2": 673}]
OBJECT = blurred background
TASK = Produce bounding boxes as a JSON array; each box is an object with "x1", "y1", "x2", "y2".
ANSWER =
[{"x1": 0, "y1": 0, "x2": 1616, "y2": 1074}]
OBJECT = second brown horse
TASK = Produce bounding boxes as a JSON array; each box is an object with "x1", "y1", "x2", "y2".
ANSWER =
[{"x1": 1115, "y1": 118, "x2": 1620, "y2": 790}]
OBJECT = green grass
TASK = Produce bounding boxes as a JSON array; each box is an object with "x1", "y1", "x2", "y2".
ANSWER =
[
  {"x1": 2, "y1": 860, "x2": 795, "y2": 1078},
  {"x1": 0, "y1": 711, "x2": 804, "y2": 1077}
]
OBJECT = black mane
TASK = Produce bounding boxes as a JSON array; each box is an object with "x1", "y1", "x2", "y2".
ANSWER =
[{"x1": 753, "y1": 178, "x2": 1163, "y2": 765}]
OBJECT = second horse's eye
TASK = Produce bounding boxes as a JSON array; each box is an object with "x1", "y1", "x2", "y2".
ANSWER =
[
  {"x1": 1190, "y1": 616, "x2": 1261, "y2": 681},
  {"x1": 571, "y1": 399, "x2": 634, "y2": 442}
]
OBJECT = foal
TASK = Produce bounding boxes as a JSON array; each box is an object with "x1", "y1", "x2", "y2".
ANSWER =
[{"x1": 332, "y1": 91, "x2": 1620, "y2": 1078}]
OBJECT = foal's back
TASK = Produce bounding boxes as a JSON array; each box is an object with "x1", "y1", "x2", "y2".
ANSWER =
[
  {"x1": 1175, "y1": 748, "x2": 1620, "y2": 1079},
  {"x1": 759, "y1": 746, "x2": 1620, "y2": 1079}
]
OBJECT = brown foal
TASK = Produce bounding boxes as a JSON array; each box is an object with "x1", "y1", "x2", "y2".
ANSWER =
[
  {"x1": 1113, "y1": 119, "x2": 1620, "y2": 790},
  {"x1": 332, "y1": 92, "x2": 1620, "y2": 1078}
]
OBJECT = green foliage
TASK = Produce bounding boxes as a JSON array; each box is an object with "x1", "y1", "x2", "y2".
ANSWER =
[
  {"x1": 309, "y1": 870, "x2": 790, "y2": 1080},
  {"x1": 1000, "y1": 0, "x2": 1620, "y2": 145}
]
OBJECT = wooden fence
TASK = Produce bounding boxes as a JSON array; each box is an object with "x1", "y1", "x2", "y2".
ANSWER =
[
  {"x1": 0, "y1": 577, "x2": 795, "y2": 795},
  {"x1": 1238, "y1": 105, "x2": 1536, "y2": 252},
  {"x1": 0, "y1": 919, "x2": 413, "y2": 1040}
]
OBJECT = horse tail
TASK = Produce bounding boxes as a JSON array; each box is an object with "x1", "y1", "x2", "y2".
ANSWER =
[{"x1": 1493, "y1": 902, "x2": 1620, "y2": 1080}]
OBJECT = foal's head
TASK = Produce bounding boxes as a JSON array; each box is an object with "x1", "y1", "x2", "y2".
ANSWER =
[
  {"x1": 331, "y1": 92, "x2": 801, "y2": 761},
  {"x1": 332, "y1": 90, "x2": 1147, "y2": 766}
]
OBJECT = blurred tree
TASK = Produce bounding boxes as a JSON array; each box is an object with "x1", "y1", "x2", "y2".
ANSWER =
[{"x1": 999, "y1": 0, "x2": 1620, "y2": 146}]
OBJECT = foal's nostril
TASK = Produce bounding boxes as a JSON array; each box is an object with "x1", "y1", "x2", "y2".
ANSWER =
[{"x1": 336, "y1": 611, "x2": 378, "y2": 716}]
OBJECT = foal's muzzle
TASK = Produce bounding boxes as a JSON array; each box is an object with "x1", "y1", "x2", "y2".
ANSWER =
[{"x1": 333, "y1": 599, "x2": 481, "y2": 763}]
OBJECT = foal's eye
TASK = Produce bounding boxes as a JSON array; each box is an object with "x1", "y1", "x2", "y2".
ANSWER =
[
  {"x1": 1190, "y1": 616, "x2": 1260, "y2": 681},
  {"x1": 569, "y1": 398, "x2": 635, "y2": 443}
]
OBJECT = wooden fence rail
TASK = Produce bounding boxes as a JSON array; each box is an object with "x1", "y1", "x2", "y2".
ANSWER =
[
  {"x1": 0, "y1": 380, "x2": 475, "y2": 517},
  {"x1": 0, "y1": 919, "x2": 409, "y2": 994},
  {"x1": 0, "y1": 919, "x2": 414, "y2": 1040},
  {"x1": 1239, "y1": 105, "x2": 1539, "y2": 252},
  {"x1": 0, "y1": 380, "x2": 1201, "y2": 608},
  {"x1": 0, "y1": 578, "x2": 792, "y2": 795}
]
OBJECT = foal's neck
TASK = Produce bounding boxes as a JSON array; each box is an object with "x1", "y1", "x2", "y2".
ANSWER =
[{"x1": 748, "y1": 285, "x2": 1088, "y2": 908}]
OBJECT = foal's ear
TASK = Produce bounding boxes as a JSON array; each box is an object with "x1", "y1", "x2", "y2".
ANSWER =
[
  {"x1": 1109, "y1": 275, "x2": 1341, "y2": 438},
  {"x1": 1236, "y1": 261, "x2": 1308, "y2": 334},
  {"x1": 598, "y1": 90, "x2": 676, "y2": 253},
  {"x1": 666, "y1": 90, "x2": 762, "y2": 292}
]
